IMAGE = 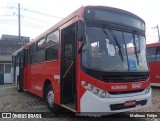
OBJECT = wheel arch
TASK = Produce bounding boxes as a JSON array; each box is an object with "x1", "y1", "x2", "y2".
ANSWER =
[
  {"x1": 44, "y1": 79, "x2": 61, "y2": 112},
  {"x1": 43, "y1": 79, "x2": 52, "y2": 99},
  {"x1": 43, "y1": 78, "x2": 60, "y2": 105}
]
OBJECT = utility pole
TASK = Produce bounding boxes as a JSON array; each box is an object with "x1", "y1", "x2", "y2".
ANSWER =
[
  {"x1": 18, "y1": 3, "x2": 21, "y2": 42},
  {"x1": 152, "y1": 25, "x2": 160, "y2": 41},
  {"x1": 157, "y1": 25, "x2": 160, "y2": 41}
]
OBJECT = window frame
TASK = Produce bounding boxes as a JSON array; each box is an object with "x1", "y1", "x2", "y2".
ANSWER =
[
  {"x1": 45, "y1": 29, "x2": 59, "y2": 61},
  {"x1": 0, "y1": 63, "x2": 4, "y2": 73},
  {"x1": 147, "y1": 47, "x2": 159, "y2": 62},
  {"x1": 4, "y1": 64, "x2": 11, "y2": 73},
  {"x1": 36, "y1": 37, "x2": 46, "y2": 52}
]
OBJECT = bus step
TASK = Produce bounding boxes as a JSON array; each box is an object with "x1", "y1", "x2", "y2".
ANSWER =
[{"x1": 61, "y1": 104, "x2": 76, "y2": 113}]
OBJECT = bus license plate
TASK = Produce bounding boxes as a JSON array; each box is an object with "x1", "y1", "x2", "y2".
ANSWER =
[{"x1": 124, "y1": 100, "x2": 136, "y2": 107}]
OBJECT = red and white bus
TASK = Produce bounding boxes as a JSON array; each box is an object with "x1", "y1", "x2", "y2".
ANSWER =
[
  {"x1": 12, "y1": 6, "x2": 151, "y2": 115},
  {"x1": 147, "y1": 42, "x2": 160, "y2": 86}
]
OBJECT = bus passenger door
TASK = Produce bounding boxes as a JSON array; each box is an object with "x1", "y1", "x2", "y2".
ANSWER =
[
  {"x1": 18, "y1": 50, "x2": 25, "y2": 91},
  {"x1": 12, "y1": 56, "x2": 17, "y2": 83},
  {"x1": 61, "y1": 23, "x2": 77, "y2": 110},
  {"x1": 17, "y1": 50, "x2": 24, "y2": 91}
]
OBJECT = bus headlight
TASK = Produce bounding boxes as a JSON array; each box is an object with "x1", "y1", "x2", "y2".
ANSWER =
[
  {"x1": 145, "y1": 86, "x2": 151, "y2": 94},
  {"x1": 81, "y1": 81, "x2": 110, "y2": 98},
  {"x1": 87, "y1": 84, "x2": 93, "y2": 91},
  {"x1": 100, "y1": 91, "x2": 107, "y2": 98},
  {"x1": 93, "y1": 88, "x2": 99, "y2": 94}
]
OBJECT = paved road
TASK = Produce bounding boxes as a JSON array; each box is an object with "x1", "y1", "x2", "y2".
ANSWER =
[{"x1": 0, "y1": 84, "x2": 159, "y2": 121}]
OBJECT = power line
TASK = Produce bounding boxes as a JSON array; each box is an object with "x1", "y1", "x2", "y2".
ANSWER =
[
  {"x1": 22, "y1": 8, "x2": 62, "y2": 19},
  {"x1": 21, "y1": 15, "x2": 54, "y2": 24},
  {"x1": 10, "y1": 6, "x2": 62, "y2": 19},
  {"x1": 0, "y1": 18, "x2": 54, "y2": 26},
  {"x1": 0, "y1": 7, "x2": 11, "y2": 9},
  {"x1": 0, "y1": 15, "x2": 15, "y2": 16},
  {"x1": 0, "y1": 20, "x2": 48, "y2": 29},
  {"x1": 146, "y1": 27, "x2": 152, "y2": 29},
  {"x1": 0, "y1": 14, "x2": 55, "y2": 24},
  {"x1": 0, "y1": 9, "x2": 59, "y2": 24},
  {"x1": 0, "y1": 20, "x2": 17, "y2": 21},
  {"x1": 0, "y1": 19, "x2": 53, "y2": 27},
  {"x1": 0, "y1": 22, "x2": 17, "y2": 25},
  {"x1": 21, "y1": 21, "x2": 48, "y2": 28},
  {"x1": 146, "y1": 35, "x2": 158, "y2": 38},
  {"x1": 1, "y1": 5, "x2": 62, "y2": 26}
]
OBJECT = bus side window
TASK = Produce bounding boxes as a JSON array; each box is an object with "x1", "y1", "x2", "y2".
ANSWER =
[
  {"x1": 36, "y1": 38, "x2": 45, "y2": 52},
  {"x1": 156, "y1": 47, "x2": 160, "y2": 61},
  {"x1": 46, "y1": 45, "x2": 58, "y2": 61},
  {"x1": 45, "y1": 30, "x2": 59, "y2": 61},
  {"x1": 29, "y1": 43, "x2": 36, "y2": 64},
  {"x1": 146, "y1": 47, "x2": 156, "y2": 62}
]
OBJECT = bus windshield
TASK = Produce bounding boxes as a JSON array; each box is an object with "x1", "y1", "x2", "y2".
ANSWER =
[{"x1": 82, "y1": 26, "x2": 148, "y2": 72}]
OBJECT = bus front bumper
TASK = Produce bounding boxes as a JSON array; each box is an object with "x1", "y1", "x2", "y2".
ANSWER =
[{"x1": 80, "y1": 88, "x2": 151, "y2": 115}]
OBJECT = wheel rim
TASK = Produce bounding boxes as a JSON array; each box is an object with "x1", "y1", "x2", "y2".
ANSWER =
[{"x1": 47, "y1": 90, "x2": 54, "y2": 107}]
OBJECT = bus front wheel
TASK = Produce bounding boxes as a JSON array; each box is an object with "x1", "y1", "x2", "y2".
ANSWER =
[{"x1": 45, "y1": 84, "x2": 60, "y2": 112}]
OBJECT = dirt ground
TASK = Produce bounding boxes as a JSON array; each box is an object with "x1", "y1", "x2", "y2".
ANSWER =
[{"x1": 0, "y1": 84, "x2": 159, "y2": 121}]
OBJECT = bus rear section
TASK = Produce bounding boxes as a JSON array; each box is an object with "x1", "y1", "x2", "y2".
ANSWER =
[
  {"x1": 147, "y1": 42, "x2": 160, "y2": 86},
  {"x1": 12, "y1": 5, "x2": 151, "y2": 116}
]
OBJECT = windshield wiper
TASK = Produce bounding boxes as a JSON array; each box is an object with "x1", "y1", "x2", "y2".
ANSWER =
[
  {"x1": 78, "y1": 40, "x2": 85, "y2": 53},
  {"x1": 78, "y1": 32, "x2": 87, "y2": 53},
  {"x1": 103, "y1": 24, "x2": 124, "y2": 61},
  {"x1": 133, "y1": 33, "x2": 140, "y2": 65}
]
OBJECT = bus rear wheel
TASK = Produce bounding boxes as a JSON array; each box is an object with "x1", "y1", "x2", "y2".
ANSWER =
[{"x1": 45, "y1": 84, "x2": 60, "y2": 113}]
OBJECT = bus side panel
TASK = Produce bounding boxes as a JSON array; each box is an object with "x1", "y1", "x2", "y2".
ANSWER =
[
  {"x1": 149, "y1": 62, "x2": 160, "y2": 85},
  {"x1": 25, "y1": 66, "x2": 32, "y2": 91},
  {"x1": 28, "y1": 63, "x2": 44, "y2": 97},
  {"x1": 25, "y1": 61, "x2": 60, "y2": 104},
  {"x1": 43, "y1": 62, "x2": 60, "y2": 104},
  {"x1": 77, "y1": 55, "x2": 86, "y2": 112}
]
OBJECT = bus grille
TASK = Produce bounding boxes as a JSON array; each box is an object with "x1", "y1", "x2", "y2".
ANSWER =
[
  {"x1": 100, "y1": 75, "x2": 148, "y2": 83},
  {"x1": 108, "y1": 89, "x2": 144, "y2": 95}
]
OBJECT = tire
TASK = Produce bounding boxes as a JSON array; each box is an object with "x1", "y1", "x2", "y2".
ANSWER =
[
  {"x1": 17, "y1": 76, "x2": 23, "y2": 92},
  {"x1": 45, "y1": 84, "x2": 60, "y2": 112}
]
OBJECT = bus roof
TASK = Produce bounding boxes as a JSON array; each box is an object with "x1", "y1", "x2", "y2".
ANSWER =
[
  {"x1": 24, "y1": 5, "x2": 145, "y2": 47},
  {"x1": 12, "y1": 6, "x2": 85, "y2": 56},
  {"x1": 12, "y1": 46, "x2": 23, "y2": 56},
  {"x1": 24, "y1": 6, "x2": 85, "y2": 48},
  {"x1": 13, "y1": 5, "x2": 145, "y2": 54},
  {"x1": 147, "y1": 42, "x2": 160, "y2": 48}
]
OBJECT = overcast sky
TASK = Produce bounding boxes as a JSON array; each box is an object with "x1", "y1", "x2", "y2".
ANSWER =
[{"x1": 0, "y1": 0, "x2": 160, "y2": 43}]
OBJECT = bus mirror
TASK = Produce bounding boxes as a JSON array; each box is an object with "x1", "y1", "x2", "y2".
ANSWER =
[{"x1": 77, "y1": 20, "x2": 84, "y2": 41}]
